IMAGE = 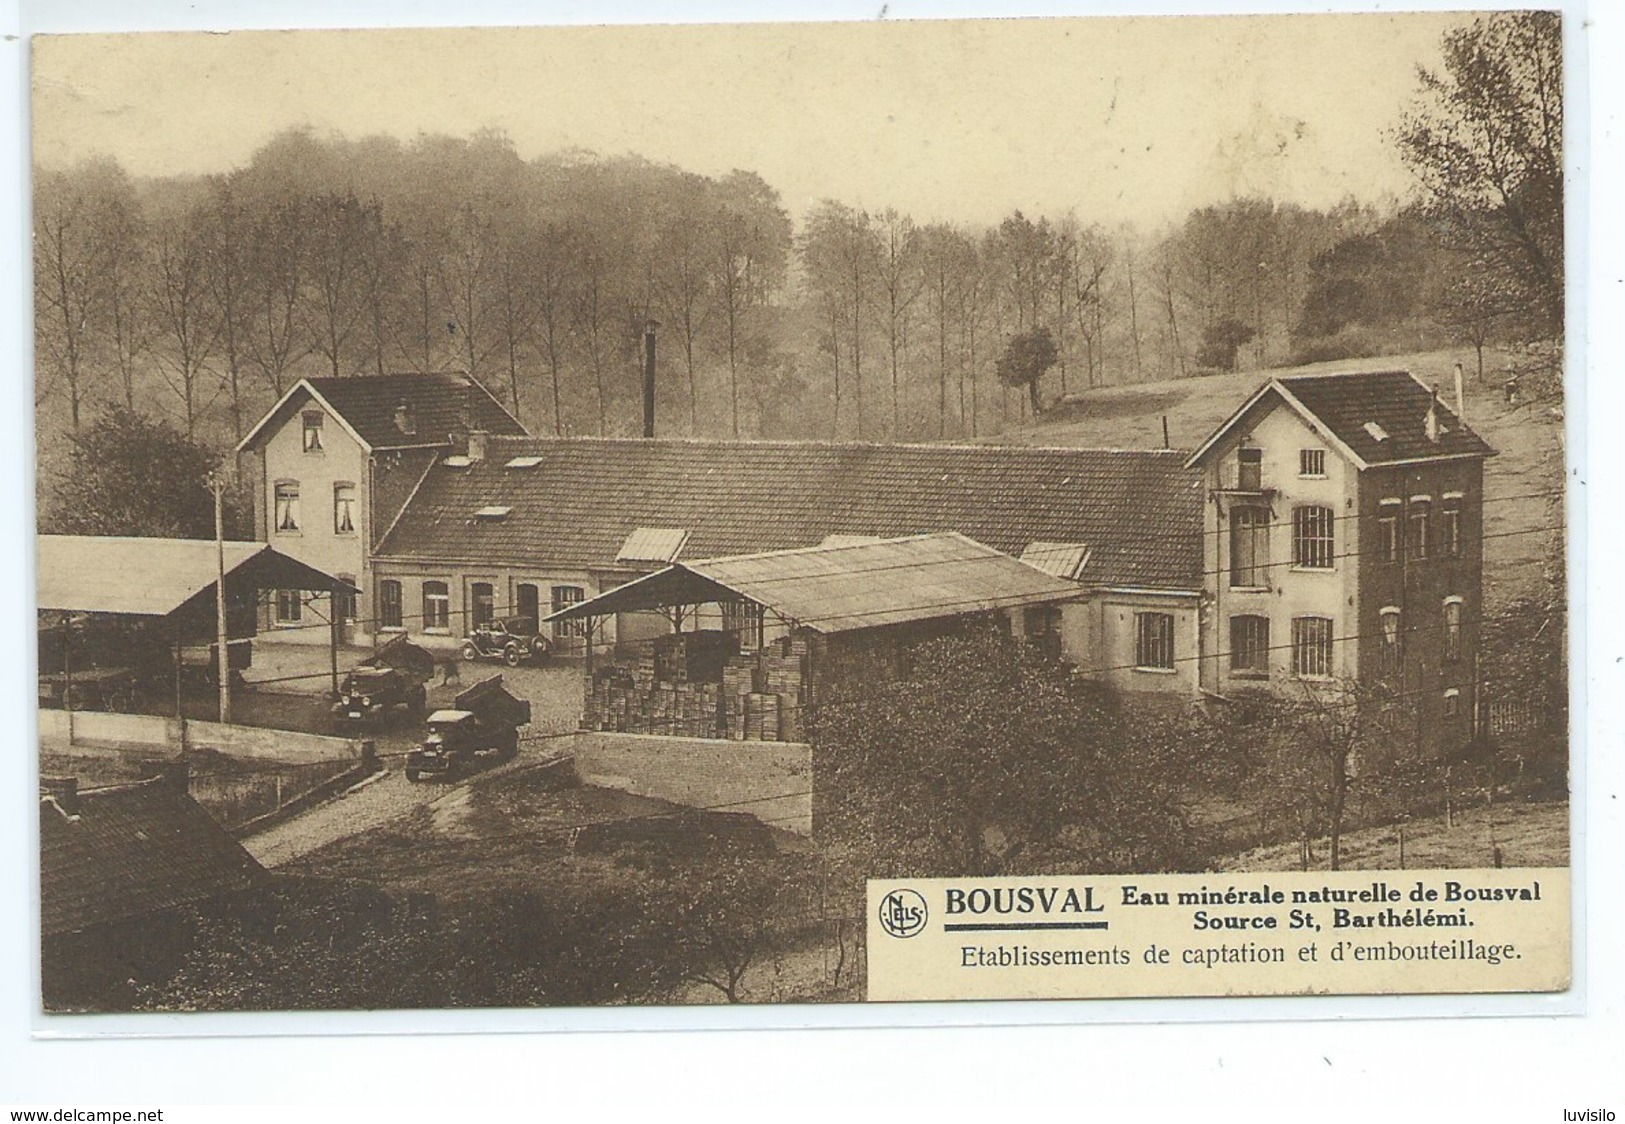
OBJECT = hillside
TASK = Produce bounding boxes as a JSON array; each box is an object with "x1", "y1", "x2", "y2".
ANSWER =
[{"x1": 995, "y1": 348, "x2": 1567, "y2": 613}]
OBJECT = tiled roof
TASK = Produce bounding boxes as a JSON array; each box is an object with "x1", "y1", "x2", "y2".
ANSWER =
[
  {"x1": 40, "y1": 779, "x2": 265, "y2": 937},
  {"x1": 376, "y1": 437, "x2": 1205, "y2": 592},
  {"x1": 239, "y1": 371, "x2": 527, "y2": 453},
  {"x1": 1277, "y1": 371, "x2": 1495, "y2": 465},
  {"x1": 305, "y1": 372, "x2": 527, "y2": 449},
  {"x1": 1190, "y1": 370, "x2": 1495, "y2": 469},
  {"x1": 552, "y1": 533, "x2": 1086, "y2": 634}
]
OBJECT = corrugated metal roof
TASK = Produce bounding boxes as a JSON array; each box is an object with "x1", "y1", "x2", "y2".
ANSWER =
[
  {"x1": 617, "y1": 526, "x2": 691, "y2": 564},
  {"x1": 378, "y1": 437, "x2": 1204, "y2": 592},
  {"x1": 1019, "y1": 541, "x2": 1092, "y2": 581},
  {"x1": 40, "y1": 779, "x2": 265, "y2": 937},
  {"x1": 37, "y1": 536, "x2": 352, "y2": 617},
  {"x1": 550, "y1": 533, "x2": 1084, "y2": 635}
]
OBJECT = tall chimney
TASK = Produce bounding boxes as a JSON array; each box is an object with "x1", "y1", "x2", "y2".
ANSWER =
[
  {"x1": 467, "y1": 430, "x2": 489, "y2": 462},
  {"x1": 1453, "y1": 362, "x2": 1466, "y2": 424},
  {"x1": 643, "y1": 320, "x2": 659, "y2": 439},
  {"x1": 1425, "y1": 389, "x2": 1442, "y2": 443}
]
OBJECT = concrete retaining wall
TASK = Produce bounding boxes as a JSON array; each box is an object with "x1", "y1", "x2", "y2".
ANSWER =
[
  {"x1": 38, "y1": 709, "x2": 363, "y2": 764},
  {"x1": 572, "y1": 731, "x2": 813, "y2": 836}
]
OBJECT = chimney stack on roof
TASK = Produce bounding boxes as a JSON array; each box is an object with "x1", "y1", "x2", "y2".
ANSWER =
[
  {"x1": 1425, "y1": 388, "x2": 1442, "y2": 443},
  {"x1": 394, "y1": 401, "x2": 416, "y2": 436},
  {"x1": 467, "y1": 430, "x2": 489, "y2": 462},
  {"x1": 643, "y1": 320, "x2": 660, "y2": 439},
  {"x1": 1454, "y1": 362, "x2": 1467, "y2": 425}
]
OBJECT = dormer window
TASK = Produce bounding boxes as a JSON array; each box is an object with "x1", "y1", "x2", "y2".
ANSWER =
[
  {"x1": 1237, "y1": 447, "x2": 1263, "y2": 491},
  {"x1": 394, "y1": 402, "x2": 416, "y2": 436},
  {"x1": 302, "y1": 412, "x2": 324, "y2": 453}
]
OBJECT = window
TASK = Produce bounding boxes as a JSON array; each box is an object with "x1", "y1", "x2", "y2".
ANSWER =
[
  {"x1": 470, "y1": 582, "x2": 496, "y2": 630},
  {"x1": 334, "y1": 576, "x2": 356, "y2": 625},
  {"x1": 1443, "y1": 598, "x2": 1463, "y2": 662},
  {"x1": 1229, "y1": 615, "x2": 1269, "y2": 676},
  {"x1": 333, "y1": 483, "x2": 357, "y2": 535},
  {"x1": 1378, "y1": 504, "x2": 1401, "y2": 563},
  {"x1": 1409, "y1": 503, "x2": 1431, "y2": 560},
  {"x1": 1443, "y1": 688, "x2": 1461, "y2": 718},
  {"x1": 422, "y1": 581, "x2": 450, "y2": 632},
  {"x1": 1134, "y1": 612, "x2": 1175, "y2": 671},
  {"x1": 1229, "y1": 507, "x2": 1269, "y2": 588},
  {"x1": 1442, "y1": 505, "x2": 1463, "y2": 558},
  {"x1": 275, "y1": 589, "x2": 302, "y2": 624},
  {"x1": 302, "y1": 412, "x2": 324, "y2": 452},
  {"x1": 1291, "y1": 616, "x2": 1333, "y2": 678},
  {"x1": 1379, "y1": 607, "x2": 1402, "y2": 674},
  {"x1": 379, "y1": 580, "x2": 403, "y2": 630},
  {"x1": 273, "y1": 482, "x2": 300, "y2": 533},
  {"x1": 1292, "y1": 506, "x2": 1335, "y2": 569},
  {"x1": 551, "y1": 585, "x2": 586, "y2": 639},
  {"x1": 1299, "y1": 448, "x2": 1326, "y2": 477},
  {"x1": 1237, "y1": 447, "x2": 1263, "y2": 491}
]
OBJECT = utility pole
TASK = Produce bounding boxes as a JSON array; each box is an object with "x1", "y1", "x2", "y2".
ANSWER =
[{"x1": 209, "y1": 470, "x2": 232, "y2": 724}]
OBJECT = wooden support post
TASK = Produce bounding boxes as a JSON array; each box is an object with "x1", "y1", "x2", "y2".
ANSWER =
[{"x1": 328, "y1": 591, "x2": 340, "y2": 697}]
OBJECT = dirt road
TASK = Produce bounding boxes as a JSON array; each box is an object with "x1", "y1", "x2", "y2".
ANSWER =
[{"x1": 242, "y1": 738, "x2": 571, "y2": 868}]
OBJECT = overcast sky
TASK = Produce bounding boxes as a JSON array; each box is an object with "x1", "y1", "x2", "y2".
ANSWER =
[{"x1": 31, "y1": 11, "x2": 1471, "y2": 229}]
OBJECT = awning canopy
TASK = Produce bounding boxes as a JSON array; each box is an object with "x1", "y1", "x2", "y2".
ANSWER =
[
  {"x1": 37, "y1": 536, "x2": 356, "y2": 619},
  {"x1": 546, "y1": 532, "x2": 1084, "y2": 635}
]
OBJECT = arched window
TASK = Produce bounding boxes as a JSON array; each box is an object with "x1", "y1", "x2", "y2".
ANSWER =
[
  {"x1": 1443, "y1": 597, "x2": 1464, "y2": 662},
  {"x1": 1229, "y1": 615, "x2": 1269, "y2": 676},
  {"x1": 1291, "y1": 506, "x2": 1334, "y2": 569},
  {"x1": 378, "y1": 580, "x2": 403, "y2": 630},
  {"x1": 1291, "y1": 616, "x2": 1334, "y2": 678},
  {"x1": 1379, "y1": 607, "x2": 1402, "y2": 674}
]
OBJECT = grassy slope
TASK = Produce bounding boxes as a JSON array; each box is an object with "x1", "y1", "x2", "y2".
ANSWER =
[{"x1": 994, "y1": 347, "x2": 1567, "y2": 612}]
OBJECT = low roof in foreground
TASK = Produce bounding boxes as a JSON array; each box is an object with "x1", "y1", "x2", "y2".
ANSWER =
[
  {"x1": 547, "y1": 532, "x2": 1085, "y2": 635},
  {"x1": 38, "y1": 536, "x2": 355, "y2": 617},
  {"x1": 40, "y1": 778, "x2": 265, "y2": 937}
]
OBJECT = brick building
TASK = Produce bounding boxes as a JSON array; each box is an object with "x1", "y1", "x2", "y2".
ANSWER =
[{"x1": 1186, "y1": 370, "x2": 1494, "y2": 754}]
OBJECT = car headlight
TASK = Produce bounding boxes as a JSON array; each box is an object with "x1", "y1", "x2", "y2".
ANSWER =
[{"x1": 361, "y1": 696, "x2": 372, "y2": 707}]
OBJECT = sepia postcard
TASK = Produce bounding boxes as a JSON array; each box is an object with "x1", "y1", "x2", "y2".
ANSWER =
[{"x1": 29, "y1": 9, "x2": 1574, "y2": 1020}]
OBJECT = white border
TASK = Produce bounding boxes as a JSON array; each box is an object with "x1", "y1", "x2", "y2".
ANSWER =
[{"x1": 4, "y1": 0, "x2": 1621, "y2": 1114}]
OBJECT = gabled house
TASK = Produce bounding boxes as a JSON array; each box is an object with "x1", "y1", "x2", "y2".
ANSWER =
[
  {"x1": 236, "y1": 372, "x2": 528, "y2": 644},
  {"x1": 1186, "y1": 369, "x2": 1495, "y2": 753},
  {"x1": 370, "y1": 436, "x2": 1207, "y2": 697}
]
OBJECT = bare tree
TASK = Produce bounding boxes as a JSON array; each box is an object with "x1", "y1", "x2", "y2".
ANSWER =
[{"x1": 149, "y1": 216, "x2": 220, "y2": 438}]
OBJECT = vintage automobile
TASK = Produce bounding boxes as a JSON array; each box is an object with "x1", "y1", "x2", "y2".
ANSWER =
[
  {"x1": 331, "y1": 634, "x2": 434, "y2": 727},
  {"x1": 405, "y1": 675, "x2": 530, "y2": 782},
  {"x1": 460, "y1": 615, "x2": 551, "y2": 667}
]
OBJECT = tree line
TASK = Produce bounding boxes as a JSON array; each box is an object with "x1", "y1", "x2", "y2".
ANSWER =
[{"x1": 34, "y1": 11, "x2": 1560, "y2": 460}]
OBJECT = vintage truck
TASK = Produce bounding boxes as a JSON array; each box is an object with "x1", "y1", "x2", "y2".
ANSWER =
[
  {"x1": 331, "y1": 634, "x2": 434, "y2": 727},
  {"x1": 405, "y1": 674, "x2": 532, "y2": 782}
]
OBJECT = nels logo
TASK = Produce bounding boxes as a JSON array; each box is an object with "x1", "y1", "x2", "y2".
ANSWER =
[{"x1": 878, "y1": 888, "x2": 928, "y2": 939}]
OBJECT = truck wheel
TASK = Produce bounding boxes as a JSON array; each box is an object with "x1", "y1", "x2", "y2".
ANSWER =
[
  {"x1": 460, "y1": 641, "x2": 479, "y2": 662},
  {"x1": 503, "y1": 644, "x2": 523, "y2": 668},
  {"x1": 406, "y1": 769, "x2": 420, "y2": 783}
]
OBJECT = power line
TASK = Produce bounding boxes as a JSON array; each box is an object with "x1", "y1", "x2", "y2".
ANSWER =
[{"x1": 224, "y1": 495, "x2": 1565, "y2": 641}]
